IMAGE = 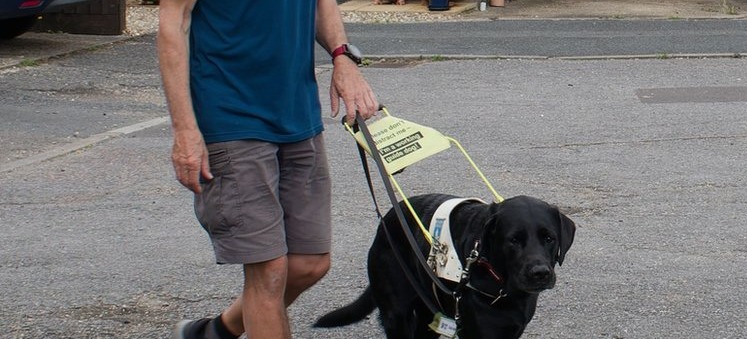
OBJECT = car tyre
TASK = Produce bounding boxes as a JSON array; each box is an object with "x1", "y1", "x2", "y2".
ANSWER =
[{"x1": 0, "y1": 15, "x2": 38, "y2": 40}]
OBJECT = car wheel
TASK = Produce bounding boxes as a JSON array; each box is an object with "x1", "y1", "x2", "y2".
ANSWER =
[{"x1": 0, "y1": 16, "x2": 39, "y2": 40}]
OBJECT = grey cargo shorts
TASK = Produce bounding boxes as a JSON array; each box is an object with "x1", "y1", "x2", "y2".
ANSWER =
[{"x1": 194, "y1": 134, "x2": 332, "y2": 264}]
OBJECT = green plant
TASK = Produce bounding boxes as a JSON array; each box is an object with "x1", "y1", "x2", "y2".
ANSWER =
[
  {"x1": 721, "y1": 0, "x2": 739, "y2": 15},
  {"x1": 430, "y1": 55, "x2": 446, "y2": 62},
  {"x1": 19, "y1": 59, "x2": 39, "y2": 67},
  {"x1": 656, "y1": 53, "x2": 670, "y2": 60}
]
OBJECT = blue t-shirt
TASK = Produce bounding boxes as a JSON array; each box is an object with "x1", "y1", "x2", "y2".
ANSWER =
[{"x1": 189, "y1": 0, "x2": 322, "y2": 144}]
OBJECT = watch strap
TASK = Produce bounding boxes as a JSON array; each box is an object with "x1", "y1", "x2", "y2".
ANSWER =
[
  {"x1": 331, "y1": 44, "x2": 361, "y2": 65},
  {"x1": 331, "y1": 44, "x2": 349, "y2": 60}
]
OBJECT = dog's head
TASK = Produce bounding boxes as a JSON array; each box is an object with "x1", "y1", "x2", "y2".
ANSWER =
[{"x1": 475, "y1": 195, "x2": 576, "y2": 294}]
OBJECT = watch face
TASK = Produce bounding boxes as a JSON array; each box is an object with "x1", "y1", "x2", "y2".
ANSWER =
[{"x1": 346, "y1": 44, "x2": 363, "y2": 59}]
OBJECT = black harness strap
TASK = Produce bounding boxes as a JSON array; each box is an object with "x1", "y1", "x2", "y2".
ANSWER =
[{"x1": 353, "y1": 132, "x2": 440, "y2": 314}]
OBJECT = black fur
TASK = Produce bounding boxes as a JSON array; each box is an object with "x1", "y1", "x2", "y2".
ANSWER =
[{"x1": 315, "y1": 194, "x2": 576, "y2": 339}]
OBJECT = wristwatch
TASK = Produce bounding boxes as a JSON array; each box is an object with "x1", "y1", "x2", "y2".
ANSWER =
[{"x1": 331, "y1": 44, "x2": 363, "y2": 65}]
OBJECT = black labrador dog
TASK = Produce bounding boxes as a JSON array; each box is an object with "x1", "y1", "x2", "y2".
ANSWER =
[{"x1": 315, "y1": 193, "x2": 575, "y2": 338}]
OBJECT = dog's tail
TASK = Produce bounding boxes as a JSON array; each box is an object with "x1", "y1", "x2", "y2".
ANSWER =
[{"x1": 313, "y1": 286, "x2": 376, "y2": 328}]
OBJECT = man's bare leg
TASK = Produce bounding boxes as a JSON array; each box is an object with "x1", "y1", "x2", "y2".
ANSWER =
[
  {"x1": 220, "y1": 253, "x2": 331, "y2": 336},
  {"x1": 242, "y1": 256, "x2": 291, "y2": 339}
]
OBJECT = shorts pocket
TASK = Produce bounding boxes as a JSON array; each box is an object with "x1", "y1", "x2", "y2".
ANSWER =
[
  {"x1": 207, "y1": 147, "x2": 231, "y2": 176},
  {"x1": 195, "y1": 160, "x2": 240, "y2": 238}
]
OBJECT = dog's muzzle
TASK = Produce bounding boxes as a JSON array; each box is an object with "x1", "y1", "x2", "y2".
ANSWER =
[{"x1": 519, "y1": 263, "x2": 556, "y2": 292}]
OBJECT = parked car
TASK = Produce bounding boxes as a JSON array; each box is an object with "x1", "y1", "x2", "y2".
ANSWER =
[{"x1": 0, "y1": 0, "x2": 90, "y2": 39}]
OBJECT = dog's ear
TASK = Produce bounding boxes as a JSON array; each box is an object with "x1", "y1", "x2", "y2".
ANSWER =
[
  {"x1": 555, "y1": 210, "x2": 576, "y2": 266},
  {"x1": 483, "y1": 203, "x2": 503, "y2": 236}
]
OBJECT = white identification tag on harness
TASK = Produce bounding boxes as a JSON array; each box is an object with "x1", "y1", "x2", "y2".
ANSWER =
[{"x1": 429, "y1": 312, "x2": 458, "y2": 338}]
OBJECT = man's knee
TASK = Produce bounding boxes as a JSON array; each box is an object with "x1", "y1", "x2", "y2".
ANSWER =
[
  {"x1": 243, "y1": 256, "x2": 289, "y2": 297},
  {"x1": 310, "y1": 254, "x2": 331, "y2": 280},
  {"x1": 289, "y1": 253, "x2": 330, "y2": 286}
]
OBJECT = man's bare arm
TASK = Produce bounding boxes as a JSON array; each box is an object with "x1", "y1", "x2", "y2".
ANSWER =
[
  {"x1": 158, "y1": 0, "x2": 211, "y2": 193},
  {"x1": 316, "y1": 0, "x2": 379, "y2": 124}
]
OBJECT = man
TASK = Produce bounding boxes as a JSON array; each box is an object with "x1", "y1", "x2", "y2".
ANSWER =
[{"x1": 157, "y1": 1, "x2": 379, "y2": 338}]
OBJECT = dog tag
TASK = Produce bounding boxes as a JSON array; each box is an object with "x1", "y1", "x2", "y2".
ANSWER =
[{"x1": 429, "y1": 312, "x2": 458, "y2": 338}]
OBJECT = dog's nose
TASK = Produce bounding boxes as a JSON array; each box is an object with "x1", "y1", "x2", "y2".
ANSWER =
[{"x1": 528, "y1": 265, "x2": 552, "y2": 282}]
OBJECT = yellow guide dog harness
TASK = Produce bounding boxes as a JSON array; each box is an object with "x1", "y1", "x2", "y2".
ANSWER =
[{"x1": 346, "y1": 107, "x2": 507, "y2": 338}]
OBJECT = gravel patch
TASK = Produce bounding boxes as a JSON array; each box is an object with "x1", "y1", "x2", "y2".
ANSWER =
[
  {"x1": 124, "y1": 4, "x2": 474, "y2": 37},
  {"x1": 125, "y1": 5, "x2": 159, "y2": 36},
  {"x1": 341, "y1": 10, "x2": 475, "y2": 23}
]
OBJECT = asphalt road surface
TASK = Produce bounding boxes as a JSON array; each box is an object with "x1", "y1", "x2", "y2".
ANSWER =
[
  {"x1": 1, "y1": 21, "x2": 746, "y2": 338},
  {"x1": 341, "y1": 19, "x2": 747, "y2": 58}
]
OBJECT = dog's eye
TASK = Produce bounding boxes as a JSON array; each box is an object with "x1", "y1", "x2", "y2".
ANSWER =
[
  {"x1": 509, "y1": 237, "x2": 521, "y2": 245},
  {"x1": 544, "y1": 236, "x2": 555, "y2": 244}
]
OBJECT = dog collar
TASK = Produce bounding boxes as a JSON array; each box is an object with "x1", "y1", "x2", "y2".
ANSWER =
[
  {"x1": 469, "y1": 257, "x2": 508, "y2": 304},
  {"x1": 467, "y1": 282, "x2": 508, "y2": 305}
]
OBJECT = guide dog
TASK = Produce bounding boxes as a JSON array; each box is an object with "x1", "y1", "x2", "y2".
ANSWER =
[{"x1": 315, "y1": 193, "x2": 575, "y2": 338}]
